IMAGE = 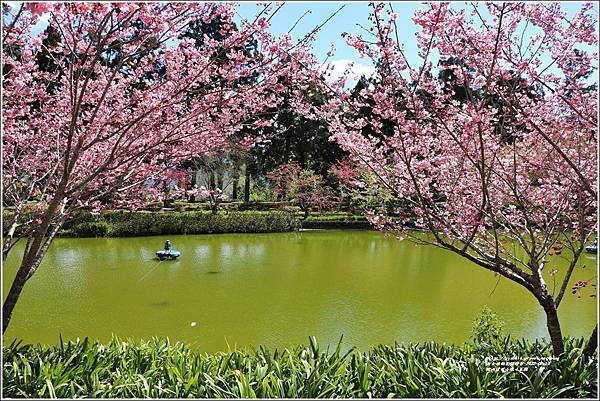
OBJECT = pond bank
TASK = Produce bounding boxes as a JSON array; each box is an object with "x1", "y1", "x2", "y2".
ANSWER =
[
  {"x1": 3, "y1": 210, "x2": 300, "y2": 238},
  {"x1": 3, "y1": 209, "x2": 371, "y2": 237}
]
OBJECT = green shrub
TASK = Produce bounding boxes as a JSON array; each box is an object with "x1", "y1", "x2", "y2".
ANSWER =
[
  {"x1": 2, "y1": 209, "x2": 36, "y2": 237},
  {"x1": 305, "y1": 213, "x2": 368, "y2": 222},
  {"x1": 236, "y1": 201, "x2": 291, "y2": 211},
  {"x1": 471, "y1": 305, "x2": 505, "y2": 350},
  {"x1": 301, "y1": 213, "x2": 370, "y2": 229},
  {"x1": 61, "y1": 210, "x2": 100, "y2": 230},
  {"x1": 57, "y1": 210, "x2": 299, "y2": 237},
  {"x1": 68, "y1": 221, "x2": 111, "y2": 237},
  {"x1": 2, "y1": 336, "x2": 596, "y2": 398},
  {"x1": 4, "y1": 205, "x2": 355, "y2": 238}
]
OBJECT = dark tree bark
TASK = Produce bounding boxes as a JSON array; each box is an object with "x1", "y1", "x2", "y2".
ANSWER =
[
  {"x1": 188, "y1": 170, "x2": 198, "y2": 202},
  {"x1": 209, "y1": 171, "x2": 216, "y2": 190},
  {"x1": 3, "y1": 197, "x2": 66, "y2": 333},
  {"x1": 244, "y1": 165, "x2": 251, "y2": 203},
  {"x1": 299, "y1": 202, "x2": 310, "y2": 220},
  {"x1": 539, "y1": 295, "x2": 565, "y2": 356},
  {"x1": 3, "y1": 266, "x2": 29, "y2": 333},
  {"x1": 217, "y1": 171, "x2": 223, "y2": 190},
  {"x1": 232, "y1": 172, "x2": 239, "y2": 200}
]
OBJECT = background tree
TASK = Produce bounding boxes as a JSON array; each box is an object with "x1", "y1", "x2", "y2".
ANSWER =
[
  {"x1": 267, "y1": 162, "x2": 338, "y2": 219},
  {"x1": 176, "y1": 7, "x2": 261, "y2": 201},
  {"x1": 255, "y1": 85, "x2": 347, "y2": 178},
  {"x1": 197, "y1": 186, "x2": 227, "y2": 214},
  {"x1": 323, "y1": 2, "x2": 597, "y2": 357},
  {"x1": 177, "y1": 11, "x2": 346, "y2": 204},
  {"x1": 147, "y1": 168, "x2": 189, "y2": 208},
  {"x1": 331, "y1": 160, "x2": 404, "y2": 218}
]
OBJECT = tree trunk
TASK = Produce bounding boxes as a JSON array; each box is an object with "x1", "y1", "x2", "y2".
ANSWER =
[
  {"x1": 210, "y1": 195, "x2": 219, "y2": 215},
  {"x1": 3, "y1": 195, "x2": 67, "y2": 333},
  {"x1": 3, "y1": 220, "x2": 62, "y2": 333},
  {"x1": 3, "y1": 203, "x2": 23, "y2": 262},
  {"x1": 3, "y1": 263, "x2": 30, "y2": 333},
  {"x1": 244, "y1": 166, "x2": 251, "y2": 203},
  {"x1": 232, "y1": 173, "x2": 239, "y2": 200},
  {"x1": 300, "y1": 204, "x2": 310, "y2": 220},
  {"x1": 188, "y1": 170, "x2": 198, "y2": 202},
  {"x1": 217, "y1": 171, "x2": 223, "y2": 190},
  {"x1": 583, "y1": 324, "x2": 598, "y2": 360},
  {"x1": 209, "y1": 171, "x2": 216, "y2": 190},
  {"x1": 540, "y1": 296, "x2": 565, "y2": 356},
  {"x1": 3, "y1": 221, "x2": 19, "y2": 262},
  {"x1": 231, "y1": 177, "x2": 239, "y2": 201}
]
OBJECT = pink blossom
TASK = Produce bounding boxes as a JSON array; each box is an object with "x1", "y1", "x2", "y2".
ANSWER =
[
  {"x1": 24, "y1": 2, "x2": 52, "y2": 16},
  {"x1": 314, "y1": 3, "x2": 597, "y2": 338}
]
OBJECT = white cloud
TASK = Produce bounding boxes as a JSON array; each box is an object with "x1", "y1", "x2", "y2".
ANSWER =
[
  {"x1": 5, "y1": 2, "x2": 50, "y2": 34},
  {"x1": 320, "y1": 59, "x2": 376, "y2": 85},
  {"x1": 4, "y1": 1, "x2": 20, "y2": 11}
]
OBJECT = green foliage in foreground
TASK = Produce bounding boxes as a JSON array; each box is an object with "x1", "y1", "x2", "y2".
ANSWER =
[
  {"x1": 471, "y1": 305, "x2": 505, "y2": 349},
  {"x1": 3, "y1": 337, "x2": 596, "y2": 398}
]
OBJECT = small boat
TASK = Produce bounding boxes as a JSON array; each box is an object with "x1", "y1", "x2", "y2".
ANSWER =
[
  {"x1": 156, "y1": 250, "x2": 181, "y2": 260},
  {"x1": 585, "y1": 240, "x2": 597, "y2": 254},
  {"x1": 156, "y1": 240, "x2": 180, "y2": 260}
]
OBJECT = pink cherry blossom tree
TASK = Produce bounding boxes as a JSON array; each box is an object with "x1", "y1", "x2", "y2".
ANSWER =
[
  {"x1": 268, "y1": 161, "x2": 338, "y2": 219},
  {"x1": 198, "y1": 186, "x2": 227, "y2": 214},
  {"x1": 323, "y1": 2, "x2": 597, "y2": 356},
  {"x1": 2, "y1": 2, "x2": 319, "y2": 331},
  {"x1": 146, "y1": 168, "x2": 190, "y2": 208}
]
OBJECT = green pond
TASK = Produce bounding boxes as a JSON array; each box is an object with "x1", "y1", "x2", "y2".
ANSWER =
[{"x1": 3, "y1": 230, "x2": 597, "y2": 353}]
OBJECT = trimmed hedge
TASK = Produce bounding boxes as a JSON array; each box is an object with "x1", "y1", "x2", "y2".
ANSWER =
[
  {"x1": 59, "y1": 210, "x2": 299, "y2": 237},
  {"x1": 302, "y1": 213, "x2": 371, "y2": 229},
  {"x1": 3, "y1": 209, "x2": 373, "y2": 237},
  {"x1": 2, "y1": 336, "x2": 596, "y2": 398},
  {"x1": 165, "y1": 201, "x2": 300, "y2": 212},
  {"x1": 304, "y1": 213, "x2": 368, "y2": 222}
]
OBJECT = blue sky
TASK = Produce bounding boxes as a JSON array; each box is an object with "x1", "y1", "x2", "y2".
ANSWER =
[
  {"x1": 235, "y1": 1, "x2": 598, "y2": 82},
  {"x1": 236, "y1": 1, "x2": 424, "y2": 79},
  {"x1": 7, "y1": 1, "x2": 598, "y2": 82}
]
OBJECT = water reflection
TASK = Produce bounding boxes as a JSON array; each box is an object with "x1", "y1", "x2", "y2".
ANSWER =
[{"x1": 3, "y1": 230, "x2": 596, "y2": 353}]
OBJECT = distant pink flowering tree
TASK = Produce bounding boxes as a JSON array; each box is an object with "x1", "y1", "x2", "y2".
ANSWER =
[
  {"x1": 330, "y1": 158, "x2": 360, "y2": 188},
  {"x1": 198, "y1": 186, "x2": 227, "y2": 214},
  {"x1": 268, "y1": 161, "x2": 303, "y2": 201},
  {"x1": 268, "y1": 162, "x2": 338, "y2": 219},
  {"x1": 2, "y1": 2, "x2": 319, "y2": 331},
  {"x1": 323, "y1": 2, "x2": 597, "y2": 356},
  {"x1": 147, "y1": 168, "x2": 189, "y2": 208}
]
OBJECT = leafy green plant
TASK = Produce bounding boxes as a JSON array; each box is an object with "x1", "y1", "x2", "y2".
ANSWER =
[
  {"x1": 68, "y1": 221, "x2": 111, "y2": 237},
  {"x1": 50, "y1": 211, "x2": 299, "y2": 237},
  {"x1": 470, "y1": 305, "x2": 505, "y2": 349},
  {"x1": 3, "y1": 336, "x2": 596, "y2": 398}
]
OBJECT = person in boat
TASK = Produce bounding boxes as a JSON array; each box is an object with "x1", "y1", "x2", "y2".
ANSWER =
[{"x1": 164, "y1": 240, "x2": 172, "y2": 254}]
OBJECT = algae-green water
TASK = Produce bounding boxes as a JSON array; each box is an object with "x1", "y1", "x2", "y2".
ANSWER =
[{"x1": 3, "y1": 230, "x2": 596, "y2": 352}]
